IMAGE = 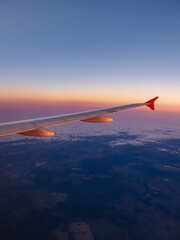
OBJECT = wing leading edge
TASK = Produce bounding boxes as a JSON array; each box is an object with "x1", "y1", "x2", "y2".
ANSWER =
[{"x1": 0, "y1": 97, "x2": 159, "y2": 137}]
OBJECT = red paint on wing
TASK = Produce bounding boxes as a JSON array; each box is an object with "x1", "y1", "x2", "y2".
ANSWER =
[{"x1": 146, "y1": 97, "x2": 159, "y2": 110}]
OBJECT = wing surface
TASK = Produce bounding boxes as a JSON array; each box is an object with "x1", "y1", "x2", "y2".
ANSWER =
[{"x1": 0, "y1": 97, "x2": 158, "y2": 137}]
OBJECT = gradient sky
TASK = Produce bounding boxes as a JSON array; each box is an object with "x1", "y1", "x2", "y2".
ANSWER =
[{"x1": 1, "y1": 0, "x2": 180, "y2": 117}]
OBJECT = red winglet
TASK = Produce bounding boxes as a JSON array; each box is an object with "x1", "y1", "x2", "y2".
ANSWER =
[{"x1": 145, "y1": 96, "x2": 159, "y2": 110}]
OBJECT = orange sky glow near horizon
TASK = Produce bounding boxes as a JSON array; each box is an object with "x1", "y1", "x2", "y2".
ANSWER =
[
  {"x1": 0, "y1": 91, "x2": 180, "y2": 123},
  {"x1": 1, "y1": 89, "x2": 180, "y2": 113}
]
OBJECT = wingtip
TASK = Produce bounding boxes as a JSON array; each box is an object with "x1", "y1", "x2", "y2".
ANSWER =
[{"x1": 145, "y1": 96, "x2": 159, "y2": 110}]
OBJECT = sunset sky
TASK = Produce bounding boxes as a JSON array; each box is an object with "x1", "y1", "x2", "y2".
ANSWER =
[{"x1": 1, "y1": 0, "x2": 180, "y2": 120}]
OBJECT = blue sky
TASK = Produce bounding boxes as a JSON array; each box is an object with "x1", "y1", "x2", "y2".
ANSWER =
[{"x1": 1, "y1": 0, "x2": 180, "y2": 107}]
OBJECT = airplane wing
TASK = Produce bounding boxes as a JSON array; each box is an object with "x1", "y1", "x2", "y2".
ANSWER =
[{"x1": 0, "y1": 97, "x2": 159, "y2": 137}]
